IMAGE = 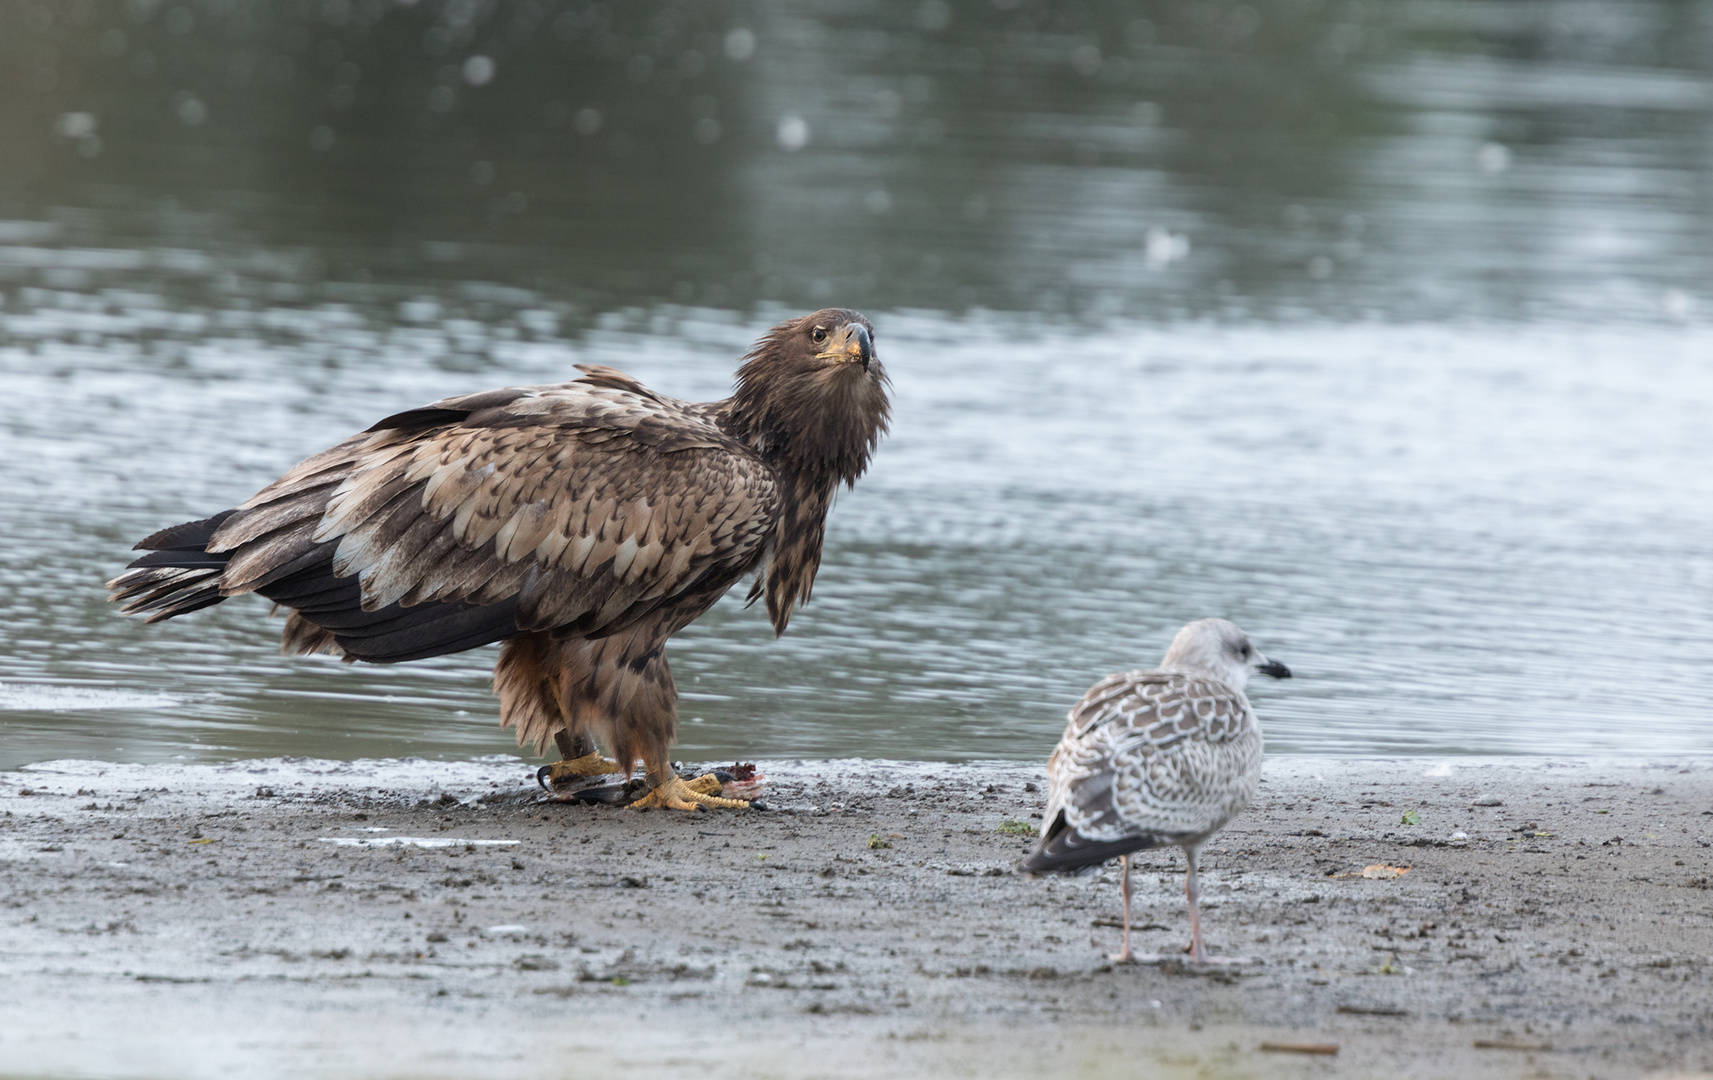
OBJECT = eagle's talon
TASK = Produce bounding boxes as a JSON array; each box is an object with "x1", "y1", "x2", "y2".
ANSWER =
[
  {"x1": 682, "y1": 773, "x2": 725, "y2": 797},
  {"x1": 627, "y1": 774, "x2": 751, "y2": 811},
  {"x1": 541, "y1": 751, "x2": 625, "y2": 791}
]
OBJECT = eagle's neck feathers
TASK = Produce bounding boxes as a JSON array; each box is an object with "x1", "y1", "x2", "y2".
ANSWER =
[{"x1": 714, "y1": 330, "x2": 890, "y2": 636}]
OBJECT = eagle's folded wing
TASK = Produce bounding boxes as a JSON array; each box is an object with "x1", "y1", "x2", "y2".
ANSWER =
[{"x1": 202, "y1": 378, "x2": 778, "y2": 657}]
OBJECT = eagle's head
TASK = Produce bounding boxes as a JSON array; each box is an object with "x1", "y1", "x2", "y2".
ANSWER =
[{"x1": 729, "y1": 308, "x2": 891, "y2": 486}]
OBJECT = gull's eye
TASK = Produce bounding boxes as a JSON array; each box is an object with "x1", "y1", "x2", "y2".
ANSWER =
[
  {"x1": 811, "y1": 326, "x2": 829, "y2": 344},
  {"x1": 1239, "y1": 642, "x2": 1252, "y2": 659}
]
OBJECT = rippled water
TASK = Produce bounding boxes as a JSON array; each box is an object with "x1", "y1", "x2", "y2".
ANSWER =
[
  {"x1": 2, "y1": 0, "x2": 1711, "y2": 766},
  {"x1": 4, "y1": 307, "x2": 1710, "y2": 765}
]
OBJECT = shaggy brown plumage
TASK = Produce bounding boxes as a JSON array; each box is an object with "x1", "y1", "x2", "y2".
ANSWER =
[{"x1": 109, "y1": 309, "x2": 890, "y2": 807}]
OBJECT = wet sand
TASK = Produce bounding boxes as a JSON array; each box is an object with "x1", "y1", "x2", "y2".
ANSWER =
[{"x1": 1, "y1": 756, "x2": 1709, "y2": 1079}]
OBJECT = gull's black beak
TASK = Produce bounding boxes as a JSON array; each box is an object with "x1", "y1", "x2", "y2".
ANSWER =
[{"x1": 1258, "y1": 659, "x2": 1292, "y2": 679}]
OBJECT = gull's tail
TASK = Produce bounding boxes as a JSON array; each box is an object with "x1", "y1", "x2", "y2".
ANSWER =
[{"x1": 1016, "y1": 809, "x2": 1166, "y2": 876}]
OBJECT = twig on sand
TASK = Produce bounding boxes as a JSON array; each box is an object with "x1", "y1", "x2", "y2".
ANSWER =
[
  {"x1": 1090, "y1": 917, "x2": 1169, "y2": 931},
  {"x1": 1473, "y1": 1038, "x2": 1553, "y2": 1051},
  {"x1": 1259, "y1": 1042, "x2": 1339, "y2": 1055}
]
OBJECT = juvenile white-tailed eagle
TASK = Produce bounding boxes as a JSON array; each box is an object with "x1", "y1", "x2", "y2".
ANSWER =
[
  {"x1": 110, "y1": 309, "x2": 890, "y2": 810},
  {"x1": 1019, "y1": 618, "x2": 1290, "y2": 963}
]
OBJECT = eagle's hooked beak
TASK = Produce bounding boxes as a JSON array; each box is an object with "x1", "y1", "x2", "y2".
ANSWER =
[{"x1": 822, "y1": 323, "x2": 873, "y2": 371}]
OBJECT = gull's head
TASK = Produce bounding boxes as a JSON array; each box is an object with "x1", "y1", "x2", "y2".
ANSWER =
[{"x1": 1159, "y1": 617, "x2": 1292, "y2": 690}]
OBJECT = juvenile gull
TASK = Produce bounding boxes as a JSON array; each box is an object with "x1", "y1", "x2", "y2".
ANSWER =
[{"x1": 1019, "y1": 618, "x2": 1291, "y2": 964}]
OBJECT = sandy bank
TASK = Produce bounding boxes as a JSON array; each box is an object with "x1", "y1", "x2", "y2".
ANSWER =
[{"x1": 1, "y1": 756, "x2": 1709, "y2": 1079}]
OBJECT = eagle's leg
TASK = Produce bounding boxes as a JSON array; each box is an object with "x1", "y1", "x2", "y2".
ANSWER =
[
  {"x1": 545, "y1": 730, "x2": 623, "y2": 783},
  {"x1": 587, "y1": 635, "x2": 747, "y2": 811},
  {"x1": 499, "y1": 633, "x2": 626, "y2": 787}
]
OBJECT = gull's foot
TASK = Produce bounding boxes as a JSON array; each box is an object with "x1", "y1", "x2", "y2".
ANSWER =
[
  {"x1": 628, "y1": 774, "x2": 751, "y2": 811},
  {"x1": 1108, "y1": 946, "x2": 1137, "y2": 964}
]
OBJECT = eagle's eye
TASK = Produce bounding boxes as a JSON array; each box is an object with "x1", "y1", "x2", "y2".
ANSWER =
[{"x1": 811, "y1": 326, "x2": 829, "y2": 344}]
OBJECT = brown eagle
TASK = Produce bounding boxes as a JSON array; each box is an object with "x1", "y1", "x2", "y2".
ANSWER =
[{"x1": 108, "y1": 309, "x2": 890, "y2": 810}]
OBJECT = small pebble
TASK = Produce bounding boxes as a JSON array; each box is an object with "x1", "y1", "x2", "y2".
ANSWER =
[{"x1": 1471, "y1": 797, "x2": 1502, "y2": 807}]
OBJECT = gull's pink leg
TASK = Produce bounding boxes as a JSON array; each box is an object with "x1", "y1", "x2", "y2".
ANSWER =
[
  {"x1": 1108, "y1": 855, "x2": 1135, "y2": 963},
  {"x1": 1184, "y1": 843, "x2": 1208, "y2": 964}
]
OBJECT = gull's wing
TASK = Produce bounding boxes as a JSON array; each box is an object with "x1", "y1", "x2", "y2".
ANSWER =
[{"x1": 1023, "y1": 671, "x2": 1260, "y2": 872}]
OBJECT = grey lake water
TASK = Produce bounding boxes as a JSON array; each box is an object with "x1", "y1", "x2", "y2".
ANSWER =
[{"x1": 2, "y1": 0, "x2": 1711, "y2": 767}]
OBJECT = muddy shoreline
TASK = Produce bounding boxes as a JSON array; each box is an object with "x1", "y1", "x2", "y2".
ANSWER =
[{"x1": 1, "y1": 756, "x2": 1709, "y2": 1079}]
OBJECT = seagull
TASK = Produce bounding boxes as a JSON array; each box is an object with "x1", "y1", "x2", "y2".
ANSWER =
[{"x1": 1018, "y1": 618, "x2": 1291, "y2": 964}]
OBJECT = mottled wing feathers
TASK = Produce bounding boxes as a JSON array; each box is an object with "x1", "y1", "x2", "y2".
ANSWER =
[
  {"x1": 206, "y1": 377, "x2": 778, "y2": 651},
  {"x1": 1063, "y1": 673, "x2": 1252, "y2": 754},
  {"x1": 1044, "y1": 671, "x2": 1262, "y2": 849}
]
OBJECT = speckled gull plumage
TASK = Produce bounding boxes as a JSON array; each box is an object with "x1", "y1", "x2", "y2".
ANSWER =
[
  {"x1": 1020, "y1": 617, "x2": 1291, "y2": 964},
  {"x1": 1046, "y1": 668, "x2": 1262, "y2": 855}
]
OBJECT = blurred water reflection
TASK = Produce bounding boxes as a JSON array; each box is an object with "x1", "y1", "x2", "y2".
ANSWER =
[
  {"x1": 4, "y1": 0, "x2": 1710, "y2": 320},
  {"x1": 1, "y1": 1, "x2": 1711, "y2": 765}
]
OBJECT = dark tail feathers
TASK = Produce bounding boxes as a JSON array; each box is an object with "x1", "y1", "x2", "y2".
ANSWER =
[
  {"x1": 110, "y1": 508, "x2": 522, "y2": 663},
  {"x1": 1017, "y1": 810, "x2": 1166, "y2": 876},
  {"x1": 106, "y1": 510, "x2": 238, "y2": 622}
]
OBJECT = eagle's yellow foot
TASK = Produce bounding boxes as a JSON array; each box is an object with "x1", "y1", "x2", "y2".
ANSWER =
[
  {"x1": 628, "y1": 774, "x2": 750, "y2": 811},
  {"x1": 547, "y1": 751, "x2": 623, "y2": 784},
  {"x1": 683, "y1": 773, "x2": 724, "y2": 797}
]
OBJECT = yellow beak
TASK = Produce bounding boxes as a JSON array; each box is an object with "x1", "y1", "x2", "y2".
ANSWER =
[{"x1": 818, "y1": 323, "x2": 873, "y2": 369}]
